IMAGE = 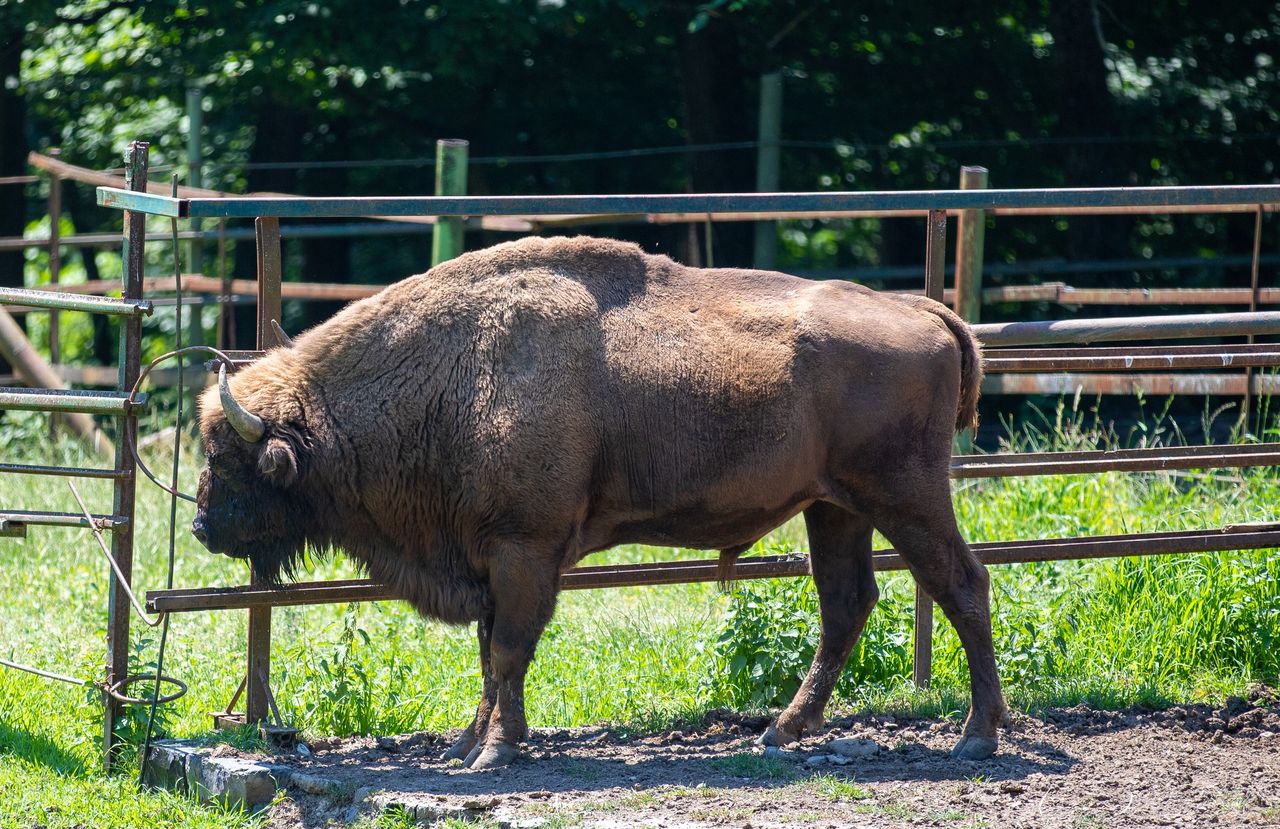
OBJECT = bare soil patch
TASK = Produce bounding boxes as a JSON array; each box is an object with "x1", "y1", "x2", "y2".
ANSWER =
[{"x1": 257, "y1": 688, "x2": 1280, "y2": 828}]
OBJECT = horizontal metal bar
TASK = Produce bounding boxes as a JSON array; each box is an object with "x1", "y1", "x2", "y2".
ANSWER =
[
  {"x1": 0, "y1": 462, "x2": 130, "y2": 480},
  {"x1": 0, "y1": 387, "x2": 147, "y2": 415},
  {"x1": 980, "y1": 372, "x2": 1280, "y2": 396},
  {"x1": 984, "y1": 343, "x2": 1280, "y2": 373},
  {"x1": 0, "y1": 510, "x2": 127, "y2": 530},
  {"x1": 0, "y1": 287, "x2": 153, "y2": 317},
  {"x1": 0, "y1": 221, "x2": 441, "y2": 252},
  {"x1": 95, "y1": 188, "x2": 182, "y2": 216},
  {"x1": 952, "y1": 443, "x2": 1280, "y2": 478},
  {"x1": 146, "y1": 523, "x2": 1280, "y2": 612},
  {"x1": 95, "y1": 184, "x2": 1280, "y2": 220},
  {"x1": 973, "y1": 311, "x2": 1280, "y2": 346}
]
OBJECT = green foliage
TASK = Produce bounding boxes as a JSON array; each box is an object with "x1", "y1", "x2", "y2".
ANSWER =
[{"x1": 708, "y1": 553, "x2": 912, "y2": 708}]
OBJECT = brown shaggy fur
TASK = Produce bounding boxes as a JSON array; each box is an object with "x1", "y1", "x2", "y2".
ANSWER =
[{"x1": 195, "y1": 235, "x2": 1004, "y2": 769}]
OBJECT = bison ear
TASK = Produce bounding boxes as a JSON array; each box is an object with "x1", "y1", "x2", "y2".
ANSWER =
[{"x1": 258, "y1": 435, "x2": 299, "y2": 488}]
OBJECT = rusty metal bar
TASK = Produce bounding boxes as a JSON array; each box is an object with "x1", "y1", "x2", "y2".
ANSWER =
[
  {"x1": 104, "y1": 140, "x2": 147, "y2": 773},
  {"x1": 983, "y1": 343, "x2": 1280, "y2": 373},
  {"x1": 0, "y1": 509, "x2": 127, "y2": 529},
  {"x1": 981, "y1": 372, "x2": 1280, "y2": 396},
  {"x1": 245, "y1": 217, "x2": 283, "y2": 725},
  {"x1": 146, "y1": 524, "x2": 1280, "y2": 614},
  {"x1": 0, "y1": 286, "x2": 153, "y2": 316},
  {"x1": 973, "y1": 311, "x2": 1280, "y2": 347},
  {"x1": 924, "y1": 210, "x2": 947, "y2": 303},
  {"x1": 1245, "y1": 205, "x2": 1265, "y2": 424},
  {"x1": 0, "y1": 462, "x2": 129, "y2": 480},
  {"x1": 918, "y1": 208, "x2": 947, "y2": 688},
  {"x1": 952, "y1": 442, "x2": 1280, "y2": 478},
  {"x1": 1019, "y1": 286, "x2": 1280, "y2": 307},
  {"x1": 47, "y1": 154, "x2": 62, "y2": 376}
]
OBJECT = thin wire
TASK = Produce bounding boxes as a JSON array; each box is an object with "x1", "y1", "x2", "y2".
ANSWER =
[
  {"x1": 0, "y1": 657, "x2": 96, "y2": 688},
  {"x1": 67, "y1": 482, "x2": 165, "y2": 628}
]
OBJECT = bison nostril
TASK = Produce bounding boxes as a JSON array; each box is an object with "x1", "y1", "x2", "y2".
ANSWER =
[{"x1": 191, "y1": 520, "x2": 209, "y2": 546}]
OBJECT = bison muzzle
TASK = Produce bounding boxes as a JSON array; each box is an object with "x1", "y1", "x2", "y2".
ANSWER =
[{"x1": 195, "y1": 235, "x2": 1007, "y2": 769}]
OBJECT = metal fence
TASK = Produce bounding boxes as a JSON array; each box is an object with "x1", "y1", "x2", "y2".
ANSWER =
[{"x1": 3, "y1": 139, "x2": 1280, "y2": 768}]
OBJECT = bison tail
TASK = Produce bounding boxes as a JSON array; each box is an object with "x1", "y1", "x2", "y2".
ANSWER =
[
  {"x1": 716, "y1": 543, "x2": 753, "y2": 591},
  {"x1": 925, "y1": 304, "x2": 984, "y2": 432}
]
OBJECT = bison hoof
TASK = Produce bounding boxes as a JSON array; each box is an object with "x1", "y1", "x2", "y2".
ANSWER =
[
  {"x1": 464, "y1": 741, "x2": 521, "y2": 770},
  {"x1": 950, "y1": 734, "x2": 997, "y2": 761},
  {"x1": 442, "y1": 734, "x2": 477, "y2": 762},
  {"x1": 756, "y1": 722, "x2": 801, "y2": 748}
]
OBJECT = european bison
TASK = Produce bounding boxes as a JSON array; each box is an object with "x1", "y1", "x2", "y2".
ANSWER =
[{"x1": 195, "y1": 235, "x2": 1006, "y2": 769}]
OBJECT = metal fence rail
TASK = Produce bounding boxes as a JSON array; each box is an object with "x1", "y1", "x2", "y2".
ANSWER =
[
  {"x1": 6, "y1": 142, "x2": 1278, "y2": 768},
  {"x1": 107, "y1": 176, "x2": 1277, "y2": 712}
]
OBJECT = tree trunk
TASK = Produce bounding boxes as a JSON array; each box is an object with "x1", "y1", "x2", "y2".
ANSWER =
[
  {"x1": 1052, "y1": 0, "x2": 1129, "y2": 262},
  {"x1": 0, "y1": 16, "x2": 27, "y2": 292},
  {"x1": 232, "y1": 101, "x2": 308, "y2": 347},
  {"x1": 676, "y1": 11, "x2": 754, "y2": 267}
]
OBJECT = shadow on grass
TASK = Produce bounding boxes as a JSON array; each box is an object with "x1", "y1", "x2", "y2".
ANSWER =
[{"x1": 0, "y1": 717, "x2": 88, "y2": 775}]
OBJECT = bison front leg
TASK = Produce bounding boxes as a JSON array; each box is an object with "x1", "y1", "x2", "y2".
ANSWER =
[
  {"x1": 462, "y1": 561, "x2": 559, "y2": 770},
  {"x1": 443, "y1": 612, "x2": 496, "y2": 761}
]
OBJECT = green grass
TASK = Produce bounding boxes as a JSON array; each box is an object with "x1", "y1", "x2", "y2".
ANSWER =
[
  {"x1": 1, "y1": 397, "x2": 1279, "y2": 827},
  {"x1": 805, "y1": 773, "x2": 872, "y2": 801}
]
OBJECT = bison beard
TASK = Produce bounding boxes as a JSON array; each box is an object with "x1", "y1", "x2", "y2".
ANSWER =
[{"x1": 195, "y1": 235, "x2": 1008, "y2": 770}]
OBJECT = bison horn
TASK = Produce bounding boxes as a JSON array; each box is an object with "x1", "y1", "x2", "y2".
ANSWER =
[
  {"x1": 269, "y1": 319, "x2": 294, "y2": 348},
  {"x1": 219, "y1": 364, "x2": 266, "y2": 443}
]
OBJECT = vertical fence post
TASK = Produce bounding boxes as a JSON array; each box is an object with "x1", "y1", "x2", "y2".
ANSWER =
[
  {"x1": 752, "y1": 71, "x2": 783, "y2": 270},
  {"x1": 1244, "y1": 205, "x2": 1264, "y2": 427},
  {"x1": 245, "y1": 216, "x2": 283, "y2": 725},
  {"x1": 46, "y1": 150, "x2": 63, "y2": 439},
  {"x1": 914, "y1": 209, "x2": 948, "y2": 690},
  {"x1": 953, "y1": 166, "x2": 988, "y2": 323},
  {"x1": 431, "y1": 139, "x2": 469, "y2": 267},
  {"x1": 186, "y1": 82, "x2": 204, "y2": 278},
  {"x1": 104, "y1": 140, "x2": 147, "y2": 772},
  {"x1": 953, "y1": 166, "x2": 988, "y2": 455},
  {"x1": 185, "y1": 82, "x2": 205, "y2": 385}
]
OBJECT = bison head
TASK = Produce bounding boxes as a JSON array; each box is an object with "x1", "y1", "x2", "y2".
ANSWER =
[{"x1": 192, "y1": 364, "x2": 314, "y2": 584}]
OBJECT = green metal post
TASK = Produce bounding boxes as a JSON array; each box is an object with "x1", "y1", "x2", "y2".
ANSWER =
[
  {"x1": 431, "y1": 139, "x2": 469, "y2": 266},
  {"x1": 185, "y1": 83, "x2": 204, "y2": 276},
  {"x1": 752, "y1": 71, "x2": 783, "y2": 270},
  {"x1": 185, "y1": 83, "x2": 205, "y2": 372}
]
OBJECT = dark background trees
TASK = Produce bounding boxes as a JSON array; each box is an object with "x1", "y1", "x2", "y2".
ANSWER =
[{"x1": 4, "y1": 0, "x2": 1279, "y2": 315}]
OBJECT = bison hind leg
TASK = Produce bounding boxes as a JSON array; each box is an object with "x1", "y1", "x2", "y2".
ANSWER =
[{"x1": 759, "y1": 501, "x2": 877, "y2": 747}]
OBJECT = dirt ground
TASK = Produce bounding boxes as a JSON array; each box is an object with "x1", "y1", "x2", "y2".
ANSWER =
[{"x1": 258, "y1": 687, "x2": 1280, "y2": 829}]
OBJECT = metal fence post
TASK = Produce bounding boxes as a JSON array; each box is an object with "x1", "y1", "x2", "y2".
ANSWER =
[
  {"x1": 431, "y1": 139, "x2": 469, "y2": 266},
  {"x1": 914, "y1": 209, "x2": 948, "y2": 690},
  {"x1": 45, "y1": 150, "x2": 63, "y2": 439},
  {"x1": 752, "y1": 71, "x2": 783, "y2": 270},
  {"x1": 103, "y1": 140, "x2": 147, "y2": 771},
  {"x1": 245, "y1": 217, "x2": 283, "y2": 725}
]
